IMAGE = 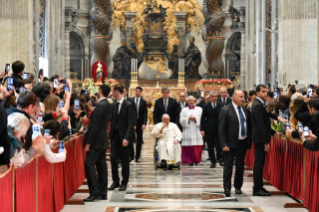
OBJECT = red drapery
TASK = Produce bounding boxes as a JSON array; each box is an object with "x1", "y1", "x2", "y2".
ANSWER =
[
  {"x1": 0, "y1": 169, "x2": 12, "y2": 212},
  {"x1": 37, "y1": 156, "x2": 54, "y2": 212},
  {"x1": 269, "y1": 136, "x2": 286, "y2": 191},
  {"x1": 75, "y1": 136, "x2": 86, "y2": 188},
  {"x1": 283, "y1": 140, "x2": 304, "y2": 200},
  {"x1": 304, "y1": 150, "x2": 319, "y2": 212},
  {"x1": 53, "y1": 145, "x2": 65, "y2": 212},
  {"x1": 15, "y1": 159, "x2": 36, "y2": 212},
  {"x1": 262, "y1": 137, "x2": 272, "y2": 182},
  {"x1": 244, "y1": 143, "x2": 255, "y2": 169},
  {"x1": 64, "y1": 139, "x2": 78, "y2": 202}
]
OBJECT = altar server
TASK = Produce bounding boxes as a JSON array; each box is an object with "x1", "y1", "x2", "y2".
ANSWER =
[
  {"x1": 151, "y1": 114, "x2": 182, "y2": 167},
  {"x1": 180, "y1": 96, "x2": 203, "y2": 165}
]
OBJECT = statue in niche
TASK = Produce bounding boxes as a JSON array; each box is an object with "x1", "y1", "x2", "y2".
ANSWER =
[
  {"x1": 184, "y1": 36, "x2": 202, "y2": 79},
  {"x1": 112, "y1": 39, "x2": 133, "y2": 79},
  {"x1": 167, "y1": 44, "x2": 180, "y2": 79},
  {"x1": 96, "y1": 62, "x2": 103, "y2": 84}
]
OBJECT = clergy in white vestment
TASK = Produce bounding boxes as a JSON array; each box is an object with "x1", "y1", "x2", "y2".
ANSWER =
[
  {"x1": 151, "y1": 114, "x2": 182, "y2": 167},
  {"x1": 180, "y1": 96, "x2": 203, "y2": 165}
]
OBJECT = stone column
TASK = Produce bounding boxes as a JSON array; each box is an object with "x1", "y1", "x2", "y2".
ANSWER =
[
  {"x1": 239, "y1": 6, "x2": 246, "y2": 89},
  {"x1": 174, "y1": 12, "x2": 188, "y2": 52},
  {"x1": 33, "y1": 0, "x2": 40, "y2": 78},
  {"x1": 255, "y1": 0, "x2": 267, "y2": 85},
  {"x1": 124, "y1": 12, "x2": 137, "y2": 48},
  {"x1": 271, "y1": 0, "x2": 278, "y2": 88}
]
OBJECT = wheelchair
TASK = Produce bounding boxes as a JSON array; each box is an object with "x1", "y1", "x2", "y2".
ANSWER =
[{"x1": 153, "y1": 139, "x2": 180, "y2": 170}]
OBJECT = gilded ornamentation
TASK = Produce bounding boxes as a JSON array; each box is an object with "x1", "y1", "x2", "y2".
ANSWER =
[{"x1": 112, "y1": 0, "x2": 204, "y2": 72}]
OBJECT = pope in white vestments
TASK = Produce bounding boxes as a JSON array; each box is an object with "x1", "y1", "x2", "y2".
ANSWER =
[
  {"x1": 151, "y1": 114, "x2": 182, "y2": 165},
  {"x1": 180, "y1": 96, "x2": 203, "y2": 165}
]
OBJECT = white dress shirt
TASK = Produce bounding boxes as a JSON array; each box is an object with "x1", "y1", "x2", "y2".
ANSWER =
[
  {"x1": 232, "y1": 101, "x2": 247, "y2": 140},
  {"x1": 180, "y1": 101, "x2": 186, "y2": 109},
  {"x1": 117, "y1": 97, "x2": 124, "y2": 114},
  {"x1": 211, "y1": 102, "x2": 217, "y2": 109}
]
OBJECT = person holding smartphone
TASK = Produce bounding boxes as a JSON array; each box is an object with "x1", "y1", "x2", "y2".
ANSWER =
[{"x1": 10, "y1": 61, "x2": 25, "y2": 88}]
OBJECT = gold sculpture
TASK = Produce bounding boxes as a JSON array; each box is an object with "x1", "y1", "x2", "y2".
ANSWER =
[{"x1": 112, "y1": 0, "x2": 204, "y2": 72}]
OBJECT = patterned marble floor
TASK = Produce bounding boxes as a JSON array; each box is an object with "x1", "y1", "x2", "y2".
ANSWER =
[{"x1": 61, "y1": 127, "x2": 308, "y2": 212}]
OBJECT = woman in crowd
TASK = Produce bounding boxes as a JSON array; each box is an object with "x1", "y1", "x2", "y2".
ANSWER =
[{"x1": 7, "y1": 113, "x2": 43, "y2": 167}]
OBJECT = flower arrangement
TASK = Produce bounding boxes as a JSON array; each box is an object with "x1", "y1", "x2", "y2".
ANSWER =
[
  {"x1": 195, "y1": 79, "x2": 233, "y2": 89},
  {"x1": 104, "y1": 78, "x2": 119, "y2": 87},
  {"x1": 146, "y1": 100, "x2": 153, "y2": 109},
  {"x1": 83, "y1": 78, "x2": 100, "y2": 94}
]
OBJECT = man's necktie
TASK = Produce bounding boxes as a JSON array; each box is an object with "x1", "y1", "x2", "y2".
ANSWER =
[
  {"x1": 237, "y1": 106, "x2": 246, "y2": 137},
  {"x1": 116, "y1": 102, "x2": 120, "y2": 115},
  {"x1": 264, "y1": 101, "x2": 267, "y2": 108},
  {"x1": 136, "y1": 98, "x2": 139, "y2": 118},
  {"x1": 164, "y1": 100, "x2": 168, "y2": 112}
]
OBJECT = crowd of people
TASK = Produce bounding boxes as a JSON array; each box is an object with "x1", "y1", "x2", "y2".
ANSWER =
[{"x1": 1, "y1": 60, "x2": 319, "y2": 204}]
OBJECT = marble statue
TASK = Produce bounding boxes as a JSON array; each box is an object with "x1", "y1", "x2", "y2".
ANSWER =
[
  {"x1": 167, "y1": 44, "x2": 180, "y2": 79},
  {"x1": 131, "y1": 42, "x2": 144, "y2": 69},
  {"x1": 184, "y1": 36, "x2": 202, "y2": 79},
  {"x1": 112, "y1": 39, "x2": 133, "y2": 79}
]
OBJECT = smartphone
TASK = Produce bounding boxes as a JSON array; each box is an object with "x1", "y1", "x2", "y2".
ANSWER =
[
  {"x1": 64, "y1": 86, "x2": 70, "y2": 92},
  {"x1": 298, "y1": 123, "x2": 303, "y2": 133},
  {"x1": 44, "y1": 129, "x2": 51, "y2": 136},
  {"x1": 32, "y1": 124, "x2": 41, "y2": 138},
  {"x1": 23, "y1": 73, "x2": 29, "y2": 79},
  {"x1": 5, "y1": 63, "x2": 10, "y2": 74},
  {"x1": 308, "y1": 88, "x2": 313, "y2": 98},
  {"x1": 285, "y1": 122, "x2": 291, "y2": 130},
  {"x1": 53, "y1": 79, "x2": 59, "y2": 88},
  {"x1": 274, "y1": 92, "x2": 278, "y2": 100},
  {"x1": 74, "y1": 100, "x2": 80, "y2": 110},
  {"x1": 58, "y1": 141, "x2": 64, "y2": 153},
  {"x1": 38, "y1": 116, "x2": 43, "y2": 123},
  {"x1": 38, "y1": 69, "x2": 43, "y2": 78},
  {"x1": 61, "y1": 79, "x2": 66, "y2": 85},
  {"x1": 39, "y1": 111, "x2": 43, "y2": 117},
  {"x1": 59, "y1": 101, "x2": 64, "y2": 109},
  {"x1": 7, "y1": 77, "x2": 13, "y2": 91},
  {"x1": 304, "y1": 126, "x2": 309, "y2": 137},
  {"x1": 279, "y1": 109, "x2": 283, "y2": 118},
  {"x1": 19, "y1": 87, "x2": 25, "y2": 93}
]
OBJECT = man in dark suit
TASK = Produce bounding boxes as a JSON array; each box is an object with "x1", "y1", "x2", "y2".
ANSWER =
[
  {"x1": 219, "y1": 90, "x2": 251, "y2": 197},
  {"x1": 177, "y1": 92, "x2": 188, "y2": 131},
  {"x1": 200, "y1": 91, "x2": 223, "y2": 168},
  {"x1": 83, "y1": 84, "x2": 111, "y2": 202},
  {"x1": 153, "y1": 87, "x2": 179, "y2": 124},
  {"x1": 108, "y1": 84, "x2": 135, "y2": 191},
  {"x1": 130, "y1": 86, "x2": 148, "y2": 163},
  {"x1": 250, "y1": 84, "x2": 272, "y2": 196},
  {"x1": 217, "y1": 87, "x2": 232, "y2": 106}
]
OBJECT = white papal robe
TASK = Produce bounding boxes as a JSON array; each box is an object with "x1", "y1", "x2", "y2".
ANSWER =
[
  {"x1": 179, "y1": 106, "x2": 203, "y2": 163},
  {"x1": 151, "y1": 122, "x2": 182, "y2": 164}
]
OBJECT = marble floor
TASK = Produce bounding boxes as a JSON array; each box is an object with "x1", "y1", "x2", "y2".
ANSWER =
[{"x1": 61, "y1": 127, "x2": 308, "y2": 212}]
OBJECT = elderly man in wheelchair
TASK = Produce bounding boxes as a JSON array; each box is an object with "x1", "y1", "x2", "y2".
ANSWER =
[{"x1": 151, "y1": 114, "x2": 182, "y2": 170}]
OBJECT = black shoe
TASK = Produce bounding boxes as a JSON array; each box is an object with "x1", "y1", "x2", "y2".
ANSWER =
[
  {"x1": 253, "y1": 190, "x2": 271, "y2": 196},
  {"x1": 135, "y1": 159, "x2": 141, "y2": 163},
  {"x1": 235, "y1": 188, "x2": 242, "y2": 194},
  {"x1": 261, "y1": 188, "x2": 270, "y2": 194},
  {"x1": 224, "y1": 188, "x2": 231, "y2": 197},
  {"x1": 189, "y1": 163, "x2": 194, "y2": 166},
  {"x1": 210, "y1": 163, "x2": 216, "y2": 168},
  {"x1": 119, "y1": 184, "x2": 127, "y2": 191},
  {"x1": 83, "y1": 195, "x2": 97, "y2": 202},
  {"x1": 97, "y1": 194, "x2": 107, "y2": 200},
  {"x1": 219, "y1": 161, "x2": 225, "y2": 166},
  {"x1": 108, "y1": 182, "x2": 120, "y2": 190},
  {"x1": 195, "y1": 163, "x2": 198, "y2": 166},
  {"x1": 160, "y1": 160, "x2": 167, "y2": 168}
]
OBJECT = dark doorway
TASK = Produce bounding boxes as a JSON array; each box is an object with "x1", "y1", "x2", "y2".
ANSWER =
[{"x1": 70, "y1": 32, "x2": 85, "y2": 81}]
